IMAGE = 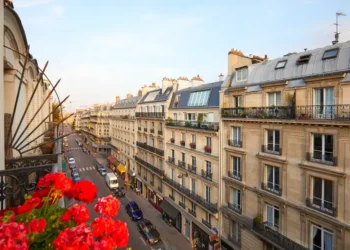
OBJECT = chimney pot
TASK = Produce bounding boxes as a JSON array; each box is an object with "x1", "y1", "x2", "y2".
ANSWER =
[
  {"x1": 126, "y1": 93, "x2": 133, "y2": 99},
  {"x1": 115, "y1": 96, "x2": 120, "y2": 102},
  {"x1": 138, "y1": 90, "x2": 142, "y2": 96}
]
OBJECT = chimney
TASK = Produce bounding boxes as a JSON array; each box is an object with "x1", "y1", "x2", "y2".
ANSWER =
[
  {"x1": 115, "y1": 96, "x2": 120, "y2": 102},
  {"x1": 227, "y1": 48, "x2": 252, "y2": 75},
  {"x1": 126, "y1": 93, "x2": 133, "y2": 99},
  {"x1": 137, "y1": 90, "x2": 142, "y2": 96},
  {"x1": 218, "y1": 73, "x2": 224, "y2": 81}
]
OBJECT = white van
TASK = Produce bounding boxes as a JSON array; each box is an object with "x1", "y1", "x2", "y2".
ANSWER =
[{"x1": 105, "y1": 173, "x2": 119, "y2": 189}]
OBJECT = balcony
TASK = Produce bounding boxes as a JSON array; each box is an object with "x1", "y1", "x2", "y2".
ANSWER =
[
  {"x1": 253, "y1": 222, "x2": 307, "y2": 250},
  {"x1": 158, "y1": 186, "x2": 162, "y2": 192},
  {"x1": 177, "y1": 160, "x2": 186, "y2": 170},
  {"x1": 136, "y1": 112, "x2": 165, "y2": 118},
  {"x1": 188, "y1": 209, "x2": 196, "y2": 217},
  {"x1": 261, "y1": 145, "x2": 282, "y2": 156},
  {"x1": 228, "y1": 139, "x2": 242, "y2": 148},
  {"x1": 143, "y1": 176, "x2": 147, "y2": 181},
  {"x1": 204, "y1": 145, "x2": 211, "y2": 154},
  {"x1": 166, "y1": 120, "x2": 219, "y2": 131},
  {"x1": 189, "y1": 142, "x2": 196, "y2": 149},
  {"x1": 227, "y1": 202, "x2": 242, "y2": 214},
  {"x1": 202, "y1": 219, "x2": 212, "y2": 229},
  {"x1": 306, "y1": 152, "x2": 337, "y2": 166},
  {"x1": 144, "y1": 128, "x2": 148, "y2": 132},
  {"x1": 201, "y1": 170, "x2": 212, "y2": 181},
  {"x1": 168, "y1": 157, "x2": 175, "y2": 164},
  {"x1": 150, "y1": 180, "x2": 154, "y2": 186},
  {"x1": 169, "y1": 194, "x2": 175, "y2": 201},
  {"x1": 179, "y1": 201, "x2": 186, "y2": 209},
  {"x1": 138, "y1": 127, "x2": 141, "y2": 131},
  {"x1": 187, "y1": 164, "x2": 196, "y2": 174},
  {"x1": 150, "y1": 128, "x2": 154, "y2": 133},
  {"x1": 261, "y1": 182, "x2": 282, "y2": 196},
  {"x1": 158, "y1": 130, "x2": 163, "y2": 136},
  {"x1": 163, "y1": 178, "x2": 218, "y2": 213},
  {"x1": 136, "y1": 141, "x2": 164, "y2": 157},
  {"x1": 227, "y1": 171, "x2": 241, "y2": 181},
  {"x1": 135, "y1": 156, "x2": 165, "y2": 177},
  {"x1": 306, "y1": 198, "x2": 336, "y2": 217},
  {"x1": 180, "y1": 140, "x2": 186, "y2": 147}
]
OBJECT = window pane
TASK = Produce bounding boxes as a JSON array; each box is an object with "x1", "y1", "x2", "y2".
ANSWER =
[
  {"x1": 267, "y1": 166, "x2": 273, "y2": 188},
  {"x1": 313, "y1": 134, "x2": 323, "y2": 159},
  {"x1": 324, "y1": 231, "x2": 333, "y2": 250},
  {"x1": 324, "y1": 180, "x2": 333, "y2": 209},
  {"x1": 267, "y1": 130, "x2": 274, "y2": 150},
  {"x1": 313, "y1": 177, "x2": 322, "y2": 206},
  {"x1": 268, "y1": 93, "x2": 274, "y2": 106},
  {"x1": 274, "y1": 130, "x2": 280, "y2": 150},
  {"x1": 274, "y1": 208, "x2": 279, "y2": 228},
  {"x1": 274, "y1": 167, "x2": 280, "y2": 190},
  {"x1": 313, "y1": 226, "x2": 322, "y2": 249},
  {"x1": 267, "y1": 205, "x2": 273, "y2": 226},
  {"x1": 276, "y1": 92, "x2": 282, "y2": 106},
  {"x1": 324, "y1": 135, "x2": 333, "y2": 161}
]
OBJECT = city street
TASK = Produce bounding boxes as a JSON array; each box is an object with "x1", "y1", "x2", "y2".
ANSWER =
[{"x1": 62, "y1": 127, "x2": 168, "y2": 250}]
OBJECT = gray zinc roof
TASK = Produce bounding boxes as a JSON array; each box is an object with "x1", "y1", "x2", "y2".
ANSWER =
[
  {"x1": 139, "y1": 87, "x2": 173, "y2": 104},
  {"x1": 229, "y1": 40, "x2": 350, "y2": 89},
  {"x1": 113, "y1": 96, "x2": 142, "y2": 109}
]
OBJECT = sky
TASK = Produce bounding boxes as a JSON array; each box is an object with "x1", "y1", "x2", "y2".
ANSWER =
[{"x1": 13, "y1": 0, "x2": 350, "y2": 112}]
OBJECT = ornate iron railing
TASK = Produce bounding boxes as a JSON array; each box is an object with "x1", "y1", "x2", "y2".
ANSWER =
[
  {"x1": 177, "y1": 160, "x2": 186, "y2": 170},
  {"x1": 227, "y1": 171, "x2": 241, "y2": 181},
  {"x1": 188, "y1": 164, "x2": 196, "y2": 174},
  {"x1": 158, "y1": 130, "x2": 163, "y2": 136},
  {"x1": 166, "y1": 120, "x2": 219, "y2": 131},
  {"x1": 306, "y1": 152, "x2": 337, "y2": 166},
  {"x1": 227, "y1": 202, "x2": 242, "y2": 214},
  {"x1": 179, "y1": 201, "x2": 185, "y2": 209},
  {"x1": 150, "y1": 128, "x2": 155, "y2": 133},
  {"x1": 136, "y1": 141, "x2": 164, "y2": 157},
  {"x1": 202, "y1": 219, "x2": 212, "y2": 229},
  {"x1": 201, "y1": 170, "x2": 212, "y2": 181},
  {"x1": 188, "y1": 208, "x2": 196, "y2": 217},
  {"x1": 261, "y1": 145, "x2": 282, "y2": 156},
  {"x1": 253, "y1": 222, "x2": 307, "y2": 250},
  {"x1": 135, "y1": 156, "x2": 165, "y2": 177},
  {"x1": 136, "y1": 112, "x2": 165, "y2": 118},
  {"x1": 228, "y1": 139, "x2": 242, "y2": 148},
  {"x1": 306, "y1": 198, "x2": 336, "y2": 217},
  {"x1": 169, "y1": 194, "x2": 175, "y2": 201}
]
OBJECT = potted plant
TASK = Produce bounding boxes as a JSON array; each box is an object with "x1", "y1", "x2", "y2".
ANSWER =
[
  {"x1": 204, "y1": 145, "x2": 211, "y2": 153},
  {"x1": 166, "y1": 117, "x2": 174, "y2": 125},
  {"x1": 189, "y1": 142, "x2": 196, "y2": 149},
  {"x1": 197, "y1": 114, "x2": 207, "y2": 128},
  {"x1": 174, "y1": 101, "x2": 179, "y2": 107},
  {"x1": 253, "y1": 214, "x2": 264, "y2": 230},
  {"x1": 180, "y1": 140, "x2": 185, "y2": 146},
  {"x1": 170, "y1": 138, "x2": 175, "y2": 143},
  {"x1": 39, "y1": 141, "x2": 54, "y2": 154}
]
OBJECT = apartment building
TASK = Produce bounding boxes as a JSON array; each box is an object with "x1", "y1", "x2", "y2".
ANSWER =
[
  {"x1": 74, "y1": 109, "x2": 83, "y2": 132},
  {"x1": 219, "y1": 42, "x2": 350, "y2": 250},
  {"x1": 109, "y1": 94, "x2": 141, "y2": 184},
  {"x1": 81, "y1": 104, "x2": 111, "y2": 153},
  {"x1": 164, "y1": 79, "x2": 222, "y2": 250}
]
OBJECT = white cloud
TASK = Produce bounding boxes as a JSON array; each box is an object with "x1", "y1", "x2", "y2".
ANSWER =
[
  {"x1": 15, "y1": 0, "x2": 53, "y2": 8},
  {"x1": 52, "y1": 5, "x2": 65, "y2": 18}
]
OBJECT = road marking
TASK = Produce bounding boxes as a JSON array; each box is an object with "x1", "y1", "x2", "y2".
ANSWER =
[
  {"x1": 82, "y1": 168, "x2": 85, "y2": 171},
  {"x1": 140, "y1": 236, "x2": 147, "y2": 246}
]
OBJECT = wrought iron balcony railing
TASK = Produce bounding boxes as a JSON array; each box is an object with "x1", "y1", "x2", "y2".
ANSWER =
[
  {"x1": 158, "y1": 130, "x2": 163, "y2": 136},
  {"x1": 261, "y1": 182, "x2": 282, "y2": 196},
  {"x1": 188, "y1": 209, "x2": 196, "y2": 217},
  {"x1": 227, "y1": 171, "x2": 241, "y2": 181},
  {"x1": 169, "y1": 194, "x2": 175, "y2": 201},
  {"x1": 202, "y1": 219, "x2": 212, "y2": 229},
  {"x1": 178, "y1": 160, "x2": 186, "y2": 170},
  {"x1": 150, "y1": 128, "x2": 154, "y2": 133},
  {"x1": 253, "y1": 222, "x2": 307, "y2": 250},
  {"x1": 144, "y1": 128, "x2": 148, "y2": 132},
  {"x1": 135, "y1": 156, "x2": 165, "y2": 177},
  {"x1": 166, "y1": 120, "x2": 219, "y2": 131},
  {"x1": 227, "y1": 202, "x2": 242, "y2": 214},
  {"x1": 163, "y1": 178, "x2": 218, "y2": 213},
  {"x1": 261, "y1": 145, "x2": 282, "y2": 156},
  {"x1": 306, "y1": 152, "x2": 337, "y2": 166},
  {"x1": 150, "y1": 180, "x2": 154, "y2": 186},
  {"x1": 136, "y1": 141, "x2": 164, "y2": 157},
  {"x1": 138, "y1": 127, "x2": 141, "y2": 131},
  {"x1": 136, "y1": 112, "x2": 165, "y2": 118},
  {"x1": 168, "y1": 157, "x2": 175, "y2": 164},
  {"x1": 306, "y1": 198, "x2": 336, "y2": 217},
  {"x1": 222, "y1": 105, "x2": 350, "y2": 121},
  {"x1": 187, "y1": 164, "x2": 196, "y2": 174},
  {"x1": 228, "y1": 139, "x2": 242, "y2": 148},
  {"x1": 201, "y1": 170, "x2": 212, "y2": 181},
  {"x1": 179, "y1": 201, "x2": 186, "y2": 209}
]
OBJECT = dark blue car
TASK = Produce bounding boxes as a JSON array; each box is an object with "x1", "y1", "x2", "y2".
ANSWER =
[{"x1": 125, "y1": 201, "x2": 143, "y2": 221}]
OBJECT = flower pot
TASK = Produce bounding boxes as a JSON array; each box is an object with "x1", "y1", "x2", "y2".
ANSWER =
[{"x1": 39, "y1": 142, "x2": 54, "y2": 154}]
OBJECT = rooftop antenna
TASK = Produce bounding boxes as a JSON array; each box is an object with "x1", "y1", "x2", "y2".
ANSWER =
[{"x1": 333, "y1": 12, "x2": 346, "y2": 45}]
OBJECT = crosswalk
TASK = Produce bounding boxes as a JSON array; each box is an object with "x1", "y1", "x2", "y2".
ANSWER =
[
  {"x1": 65, "y1": 147, "x2": 81, "y2": 151},
  {"x1": 78, "y1": 166, "x2": 95, "y2": 172}
]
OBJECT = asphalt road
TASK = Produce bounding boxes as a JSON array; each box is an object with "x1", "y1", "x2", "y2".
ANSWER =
[{"x1": 63, "y1": 127, "x2": 166, "y2": 250}]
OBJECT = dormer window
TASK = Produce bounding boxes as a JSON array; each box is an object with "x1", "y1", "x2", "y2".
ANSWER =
[
  {"x1": 297, "y1": 54, "x2": 311, "y2": 65},
  {"x1": 322, "y1": 48, "x2": 339, "y2": 60},
  {"x1": 236, "y1": 68, "x2": 248, "y2": 81},
  {"x1": 275, "y1": 60, "x2": 287, "y2": 69}
]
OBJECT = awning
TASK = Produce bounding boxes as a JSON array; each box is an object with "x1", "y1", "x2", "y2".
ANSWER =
[
  {"x1": 107, "y1": 155, "x2": 118, "y2": 165},
  {"x1": 128, "y1": 169, "x2": 136, "y2": 176},
  {"x1": 117, "y1": 164, "x2": 126, "y2": 174},
  {"x1": 160, "y1": 199, "x2": 180, "y2": 220}
]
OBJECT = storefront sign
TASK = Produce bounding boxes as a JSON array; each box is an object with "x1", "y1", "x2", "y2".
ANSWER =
[{"x1": 210, "y1": 234, "x2": 218, "y2": 242}]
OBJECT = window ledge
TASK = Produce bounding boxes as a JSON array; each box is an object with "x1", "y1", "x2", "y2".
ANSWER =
[
  {"x1": 299, "y1": 161, "x2": 345, "y2": 177},
  {"x1": 224, "y1": 146, "x2": 246, "y2": 155},
  {"x1": 256, "y1": 153, "x2": 287, "y2": 164}
]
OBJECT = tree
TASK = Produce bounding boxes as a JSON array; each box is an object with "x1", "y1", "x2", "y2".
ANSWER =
[{"x1": 52, "y1": 101, "x2": 63, "y2": 122}]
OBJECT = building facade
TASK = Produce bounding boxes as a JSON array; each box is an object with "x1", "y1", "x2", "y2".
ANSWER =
[
  {"x1": 219, "y1": 43, "x2": 350, "y2": 250},
  {"x1": 164, "y1": 79, "x2": 222, "y2": 250},
  {"x1": 109, "y1": 94, "x2": 141, "y2": 185}
]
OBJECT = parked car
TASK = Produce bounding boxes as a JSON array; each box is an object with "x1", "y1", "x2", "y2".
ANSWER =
[
  {"x1": 99, "y1": 167, "x2": 107, "y2": 176},
  {"x1": 95, "y1": 164, "x2": 103, "y2": 171},
  {"x1": 68, "y1": 158, "x2": 75, "y2": 165},
  {"x1": 125, "y1": 201, "x2": 143, "y2": 220},
  {"x1": 78, "y1": 142, "x2": 83, "y2": 147},
  {"x1": 82, "y1": 147, "x2": 89, "y2": 154},
  {"x1": 137, "y1": 219, "x2": 160, "y2": 244},
  {"x1": 105, "y1": 173, "x2": 119, "y2": 189},
  {"x1": 71, "y1": 168, "x2": 79, "y2": 174},
  {"x1": 69, "y1": 163, "x2": 76, "y2": 169},
  {"x1": 72, "y1": 172, "x2": 81, "y2": 182}
]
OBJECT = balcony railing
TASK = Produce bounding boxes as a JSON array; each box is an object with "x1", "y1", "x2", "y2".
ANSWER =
[
  {"x1": 136, "y1": 112, "x2": 165, "y2": 118},
  {"x1": 204, "y1": 146, "x2": 212, "y2": 154},
  {"x1": 227, "y1": 171, "x2": 241, "y2": 181},
  {"x1": 163, "y1": 178, "x2": 218, "y2": 213},
  {"x1": 158, "y1": 130, "x2": 163, "y2": 136},
  {"x1": 253, "y1": 222, "x2": 307, "y2": 250},
  {"x1": 202, "y1": 219, "x2": 212, "y2": 229},
  {"x1": 144, "y1": 128, "x2": 148, "y2": 132},
  {"x1": 168, "y1": 157, "x2": 175, "y2": 164},
  {"x1": 143, "y1": 176, "x2": 147, "y2": 181},
  {"x1": 166, "y1": 120, "x2": 219, "y2": 131},
  {"x1": 306, "y1": 198, "x2": 336, "y2": 217},
  {"x1": 138, "y1": 127, "x2": 141, "y2": 131},
  {"x1": 150, "y1": 128, "x2": 154, "y2": 133},
  {"x1": 201, "y1": 170, "x2": 212, "y2": 181},
  {"x1": 136, "y1": 141, "x2": 164, "y2": 157},
  {"x1": 158, "y1": 186, "x2": 162, "y2": 192},
  {"x1": 187, "y1": 164, "x2": 196, "y2": 174},
  {"x1": 150, "y1": 180, "x2": 154, "y2": 186},
  {"x1": 227, "y1": 202, "x2": 242, "y2": 214},
  {"x1": 228, "y1": 139, "x2": 242, "y2": 148},
  {"x1": 222, "y1": 105, "x2": 350, "y2": 121},
  {"x1": 169, "y1": 194, "x2": 175, "y2": 201},
  {"x1": 135, "y1": 156, "x2": 165, "y2": 177},
  {"x1": 179, "y1": 201, "x2": 186, "y2": 209},
  {"x1": 178, "y1": 160, "x2": 186, "y2": 170},
  {"x1": 261, "y1": 182, "x2": 282, "y2": 196},
  {"x1": 306, "y1": 152, "x2": 337, "y2": 166},
  {"x1": 188, "y1": 209, "x2": 196, "y2": 217},
  {"x1": 261, "y1": 145, "x2": 282, "y2": 156}
]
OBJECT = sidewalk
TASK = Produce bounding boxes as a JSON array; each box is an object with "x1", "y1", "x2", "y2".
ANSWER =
[
  {"x1": 125, "y1": 189, "x2": 192, "y2": 250},
  {"x1": 92, "y1": 152, "x2": 108, "y2": 166}
]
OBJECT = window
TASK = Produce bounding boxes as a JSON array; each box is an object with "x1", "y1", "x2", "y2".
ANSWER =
[
  {"x1": 205, "y1": 212, "x2": 211, "y2": 224},
  {"x1": 171, "y1": 189, "x2": 174, "y2": 197},
  {"x1": 159, "y1": 160, "x2": 163, "y2": 170},
  {"x1": 181, "y1": 133, "x2": 186, "y2": 141},
  {"x1": 151, "y1": 138, "x2": 154, "y2": 147},
  {"x1": 267, "y1": 130, "x2": 280, "y2": 153},
  {"x1": 205, "y1": 185, "x2": 211, "y2": 202},
  {"x1": 206, "y1": 137, "x2": 212, "y2": 147},
  {"x1": 312, "y1": 134, "x2": 334, "y2": 162},
  {"x1": 266, "y1": 204, "x2": 279, "y2": 229},
  {"x1": 181, "y1": 152, "x2": 185, "y2": 162},
  {"x1": 173, "y1": 113, "x2": 178, "y2": 121},
  {"x1": 188, "y1": 90, "x2": 211, "y2": 106},
  {"x1": 297, "y1": 54, "x2": 311, "y2": 65},
  {"x1": 230, "y1": 221, "x2": 240, "y2": 243},
  {"x1": 151, "y1": 122, "x2": 154, "y2": 128},
  {"x1": 232, "y1": 127, "x2": 241, "y2": 145},
  {"x1": 312, "y1": 177, "x2": 333, "y2": 212},
  {"x1": 233, "y1": 96, "x2": 242, "y2": 108},
  {"x1": 268, "y1": 92, "x2": 281, "y2": 106},
  {"x1": 191, "y1": 178, "x2": 196, "y2": 194},
  {"x1": 159, "y1": 141, "x2": 163, "y2": 150},
  {"x1": 322, "y1": 48, "x2": 339, "y2": 60},
  {"x1": 192, "y1": 156, "x2": 196, "y2": 166},
  {"x1": 171, "y1": 168, "x2": 174, "y2": 180},
  {"x1": 311, "y1": 225, "x2": 333, "y2": 250},
  {"x1": 192, "y1": 134, "x2": 196, "y2": 143},
  {"x1": 275, "y1": 60, "x2": 287, "y2": 69},
  {"x1": 314, "y1": 88, "x2": 334, "y2": 118},
  {"x1": 159, "y1": 123, "x2": 162, "y2": 131},
  {"x1": 231, "y1": 188, "x2": 241, "y2": 210},
  {"x1": 171, "y1": 149, "x2": 175, "y2": 159},
  {"x1": 172, "y1": 131, "x2": 175, "y2": 138},
  {"x1": 232, "y1": 156, "x2": 241, "y2": 179},
  {"x1": 266, "y1": 165, "x2": 280, "y2": 194},
  {"x1": 236, "y1": 68, "x2": 248, "y2": 81},
  {"x1": 191, "y1": 201, "x2": 196, "y2": 211},
  {"x1": 206, "y1": 161, "x2": 211, "y2": 174},
  {"x1": 187, "y1": 113, "x2": 196, "y2": 120}
]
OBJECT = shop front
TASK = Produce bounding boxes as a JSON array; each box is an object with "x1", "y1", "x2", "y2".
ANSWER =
[
  {"x1": 160, "y1": 199, "x2": 182, "y2": 233},
  {"x1": 127, "y1": 169, "x2": 136, "y2": 189},
  {"x1": 192, "y1": 222, "x2": 219, "y2": 250},
  {"x1": 107, "y1": 155, "x2": 118, "y2": 171},
  {"x1": 116, "y1": 163, "x2": 126, "y2": 180},
  {"x1": 135, "y1": 177, "x2": 143, "y2": 195}
]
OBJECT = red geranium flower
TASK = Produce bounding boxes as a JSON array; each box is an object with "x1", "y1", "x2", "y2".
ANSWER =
[
  {"x1": 0, "y1": 208, "x2": 16, "y2": 224},
  {"x1": 35, "y1": 173, "x2": 73, "y2": 199},
  {"x1": 110, "y1": 220, "x2": 129, "y2": 248},
  {"x1": 61, "y1": 204, "x2": 90, "y2": 225},
  {"x1": 67, "y1": 180, "x2": 97, "y2": 203},
  {"x1": 16, "y1": 197, "x2": 42, "y2": 215},
  {"x1": 53, "y1": 223, "x2": 94, "y2": 250},
  {"x1": 91, "y1": 216, "x2": 116, "y2": 237},
  {"x1": 0, "y1": 222, "x2": 29, "y2": 250},
  {"x1": 28, "y1": 218, "x2": 46, "y2": 233},
  {"x1": 94, "y1": 195, "x2": 120, "y2": 217}
]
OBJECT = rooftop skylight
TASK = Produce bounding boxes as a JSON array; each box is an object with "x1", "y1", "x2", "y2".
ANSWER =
[
  {"x1": 322, "y1": 48, "x2": 339, "y2": 60},
  {"x1": 275, "y1": 60, "x2": 287, "y2": 69}
]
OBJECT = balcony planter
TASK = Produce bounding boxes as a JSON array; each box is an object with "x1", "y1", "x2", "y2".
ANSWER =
[
  {"x1": 253, "y1": 214, "x2": 264, "y2": 230},
  {"x1": 204, "y1": 145, "x2": 211, "y2": 153},
  {"x1": 174, "y1": 101, "x2": 179, "y2": 107},
  {"x1": 180, "y1": 140, "x2": 185, "y2": 146},
  {"x1": 185, "y1": 121, "x2": 192, "y2": 127},
  {"x1": 39, "y1": 142, "x2": 54, "y2": 154},
  {"x1": 189, "y1": 142, "x2": 196, "y2": 149},
  {"x1": 170, "y1": 138, "x2": 175, "y2": 143}
]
